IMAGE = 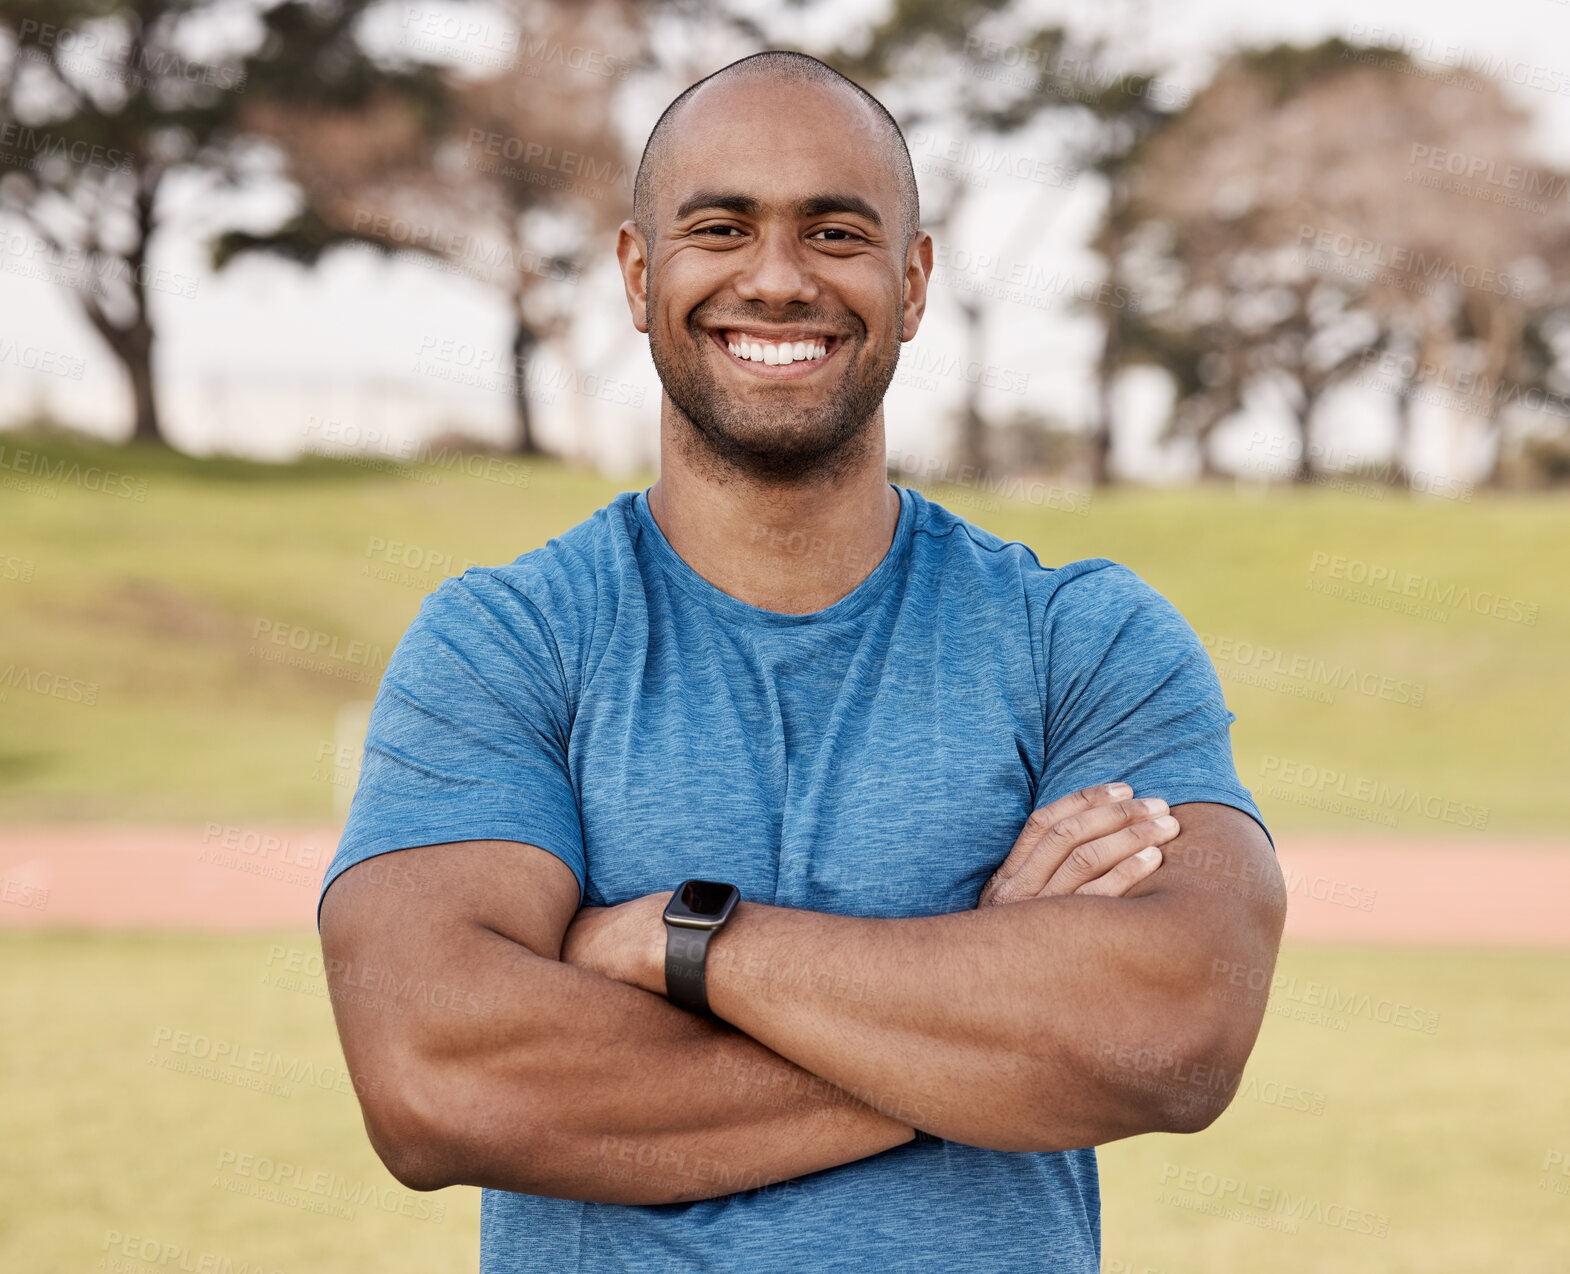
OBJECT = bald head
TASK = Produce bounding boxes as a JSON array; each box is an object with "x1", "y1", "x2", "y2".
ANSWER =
[{"x1": 632, "y1": 51, "x2": 920, "y2": 253}]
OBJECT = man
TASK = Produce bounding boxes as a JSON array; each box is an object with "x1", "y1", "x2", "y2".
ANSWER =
[{"x1": 318, "y1": 50, "x2": 1285, "y2": 1273}]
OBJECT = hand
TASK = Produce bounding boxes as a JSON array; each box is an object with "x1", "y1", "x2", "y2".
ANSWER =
[
  {"x1": 559, "y1": 891, "x2": 673, "y2": 995},
  {"x1": 976, "y1": 782, "x2": 1178, "y2": 907}
]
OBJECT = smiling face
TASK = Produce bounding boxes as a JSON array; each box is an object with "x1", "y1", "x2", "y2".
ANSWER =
[{"x1": 622, "y1": 72, "x2": 931, "y2": 485}]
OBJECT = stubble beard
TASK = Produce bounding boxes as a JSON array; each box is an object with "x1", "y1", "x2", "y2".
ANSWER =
[{"x1": 647, "y1": 282, "x2": 902, "y2": 487}]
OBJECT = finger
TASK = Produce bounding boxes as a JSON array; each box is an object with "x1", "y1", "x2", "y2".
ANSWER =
[
  {"x1": 985, "y1": 782, "x2": 1132, "y2": 896},
  {"x1": 990, "y1": 798, "x2": 1172, "y2": 904},
  {"x1": 1041, "y1": 815, "x2": 1180, "y2": 897},
  {"x1": 1074, "y1": 845, "x2": 1164, "y2": 897}
]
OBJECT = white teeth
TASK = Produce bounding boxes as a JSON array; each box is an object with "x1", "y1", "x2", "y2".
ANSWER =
[{"x1": 724, "y1": 333, "x2": 830, "y2": 364}]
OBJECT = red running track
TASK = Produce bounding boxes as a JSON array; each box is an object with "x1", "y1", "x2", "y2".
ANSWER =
[{"x1": 1, "y1": 825, "x2": 1567, "y2": 947}]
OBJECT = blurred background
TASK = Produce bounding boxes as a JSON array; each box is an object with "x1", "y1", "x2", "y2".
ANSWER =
[{"x1": 1, "y1": 0, "x2": 1567, "y2": 1270}]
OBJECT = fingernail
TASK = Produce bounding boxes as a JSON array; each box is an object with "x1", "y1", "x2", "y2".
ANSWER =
[
  {"x1": 1136, "y1": 846, "x2": 1163, "y2": 865},
  {"x1": 1108, "y1": 783, "x2": 1133, "y2": 799},
  {"x1": 1153, "y1": 815, "x2": 1179, "y2": 832}
]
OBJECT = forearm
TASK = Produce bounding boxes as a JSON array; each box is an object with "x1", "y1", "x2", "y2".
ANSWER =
[
  {"x1": 701, "y1": 841, "x2": 1282, "y2": 1151},
  {"x1": 353, "y1": 923, "x2": 914, "y2": 1203}
]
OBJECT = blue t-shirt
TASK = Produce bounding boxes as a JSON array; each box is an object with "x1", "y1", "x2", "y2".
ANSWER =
[{"x1": 320, "y1": 483, "x2": 1271, "y2": 1273}]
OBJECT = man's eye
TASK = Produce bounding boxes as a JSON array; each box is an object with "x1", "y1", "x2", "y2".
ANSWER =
[
  {"x1": 696, "y1": 225, "x2": 741, "y2": 237},
  {"x1": 810, "y1": 228, "x2": 863, "y2": 242}
]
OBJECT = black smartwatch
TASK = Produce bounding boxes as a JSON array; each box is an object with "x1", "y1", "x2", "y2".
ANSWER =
[{"x1": 663, "y1": 879, "x2": 741, "y2": 1017}]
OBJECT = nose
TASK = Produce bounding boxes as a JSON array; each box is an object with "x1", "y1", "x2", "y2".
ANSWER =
[{"x1": 732, "y1": 224, "x2": 820, "y2": 309}]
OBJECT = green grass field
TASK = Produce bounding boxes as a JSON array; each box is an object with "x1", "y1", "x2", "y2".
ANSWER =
[
  {"x1": 1, "y1": 428, "x2": 1566, "y2": 831},
  {"x1": 4, "y1": 432, "x2": 1568, "y2": 1270},
  {"x1": 2, "y1": 932, "x2": 1565, "y2": 1272}
]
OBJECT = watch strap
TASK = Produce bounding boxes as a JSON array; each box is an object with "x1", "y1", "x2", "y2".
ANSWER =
[{"x1": 665, "y1": 923, "x2": 716, "y2": 1016}]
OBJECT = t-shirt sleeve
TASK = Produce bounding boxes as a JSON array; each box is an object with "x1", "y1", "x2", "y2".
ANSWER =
[
  {"x1": 1033, "y1": 561, "x2": 1273, "y2": 852},
  {"x1": 316, "y1": 569, "x2": 585, "y2": 927}
]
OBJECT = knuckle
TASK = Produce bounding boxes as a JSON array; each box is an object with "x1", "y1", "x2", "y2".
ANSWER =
[
  {"x1": 1064, "y1": 843, "x2": 1100, "y2": 880},
  {"x1": 1046, "y1": 815, "x2": 1082, "y2": 848}
]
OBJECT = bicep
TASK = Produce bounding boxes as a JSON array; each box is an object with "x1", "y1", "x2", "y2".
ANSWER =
[
  {"x1": 322, "y1": 838, "x2": 580, "y2": 957},
  {"x1": 319, "y1": 840, "x2": 581, "y2": 1054},
  {"x1": 1126, "y1": 802, "x2": 1285, "y2": 981}
]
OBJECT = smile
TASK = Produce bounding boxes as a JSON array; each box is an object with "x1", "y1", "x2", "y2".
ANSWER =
[{"x1": 709, "y1": 328, "x2": 841, "y2": 378}]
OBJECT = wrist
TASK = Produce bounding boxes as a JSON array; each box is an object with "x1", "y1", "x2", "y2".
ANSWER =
[{"x1": 661, "y1": 882, "x2": 743, "y2": 1014}]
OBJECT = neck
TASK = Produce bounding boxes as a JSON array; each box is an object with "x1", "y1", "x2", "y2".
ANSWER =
[{"x1": 645, "y1": 415, "x2": 900, "y2": 615}]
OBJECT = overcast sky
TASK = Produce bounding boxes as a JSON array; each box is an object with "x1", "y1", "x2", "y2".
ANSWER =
[{"x1": 2, "y1": 0, "x2": 1565, "y2": 481}]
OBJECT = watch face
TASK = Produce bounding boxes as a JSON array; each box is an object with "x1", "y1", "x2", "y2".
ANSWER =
[{"x1": 666, "y1": 879, "x2": 740, "y2": 927}]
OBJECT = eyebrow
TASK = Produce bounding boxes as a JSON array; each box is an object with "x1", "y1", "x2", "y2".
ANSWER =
[{"x1": 673, "y1": 190, "x2": 884, "y2": 229}]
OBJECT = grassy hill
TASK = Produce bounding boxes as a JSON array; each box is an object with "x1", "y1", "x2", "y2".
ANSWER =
[{"x1": 1, "y1": 428, "x2": 1565, "y2": 832}]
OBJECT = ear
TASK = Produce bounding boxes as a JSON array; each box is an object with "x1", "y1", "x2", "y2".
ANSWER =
[
  {"x1": 901, "y1": 229, "x2": 934, "y2": 342},
  {"x1": 616, "y1": 220, "x2": 650, "y2": 334}
]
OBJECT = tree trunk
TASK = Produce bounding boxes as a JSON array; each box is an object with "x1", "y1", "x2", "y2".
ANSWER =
[
  {"x1": 79, "y1": 298, "x2": 162, "y2": 446},
  {"x1": 1089, "y1": 313, "x2": 1118, "y2": 486},
  {"x1": 510, "y1": 318, "x2": 541, "y2": 455},
  {"x1": 74, "y1": 174, "x2": 166, "y2": 445},
  {"x1": 1291, "y1": 384, "x2": 1318, "y2": 483},
  {"x1": 957, "y1": 301, "x2": 986, "y2": 475},
  {"x1": 126, "y1": 319, "x2": 160, "y2": 443}
]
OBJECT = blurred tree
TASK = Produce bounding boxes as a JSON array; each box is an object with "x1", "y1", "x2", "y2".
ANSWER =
[
  {"x1": 1093, "y1": 39, "x2": 1570, "y2": 485},
  {"x1": 0, "y1": 0, "x2": 447, "y2": 445},
  {"x1": 217, "y1": 0, "x2": 644, "y2": 455},
  {"x1": 821, "y1": 1, "x2": 1183, "y2": 480}
]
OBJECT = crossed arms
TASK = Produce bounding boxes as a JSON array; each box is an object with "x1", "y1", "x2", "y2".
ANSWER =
[{"x1": 319, "y1": 783, "x2": 1285, "y2": 1204}]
